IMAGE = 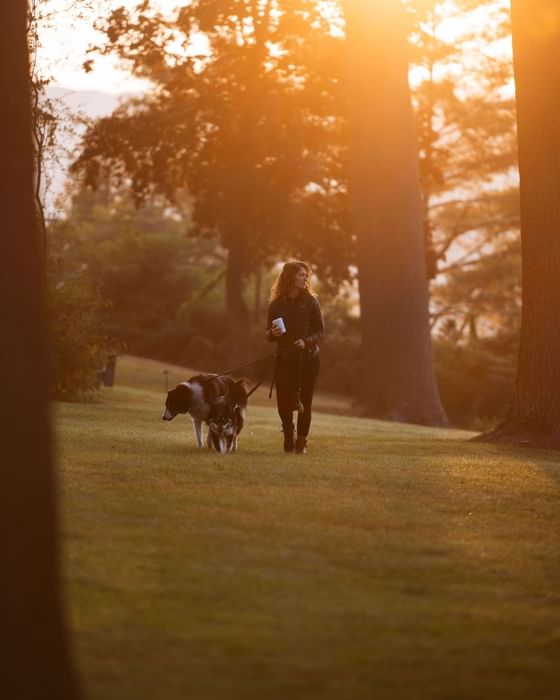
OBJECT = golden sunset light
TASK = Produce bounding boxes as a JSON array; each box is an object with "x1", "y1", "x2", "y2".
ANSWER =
[
  {"x1": 3, "y1": 1, "x2": 560, "y2": 699},
  {"x1": 39, "y1": 1, "x2": 510, "y2": 92}
]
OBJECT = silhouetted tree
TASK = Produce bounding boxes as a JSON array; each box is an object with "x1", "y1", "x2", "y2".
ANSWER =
[
  {"x1": 344, "y1": 0, "x2": 448, "y2": 425},
  {"x1": 407, "y1": 0, "x2": 517, "y2": 280},
  {"x1": 74, "y1": 0, "x2": 350, "y2": 365},
  {"x1": 0, "y1": 2, "x2": 80, "y2": 697},
  {"x1": 479, "y1": 0, "x2": 560, "y2": 447}
]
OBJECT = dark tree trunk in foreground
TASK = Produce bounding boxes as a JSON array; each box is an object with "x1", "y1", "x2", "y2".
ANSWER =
[
  {"x1": 478, "y1": 0, "x2": 560, "y2": 448},
  {"x1": 0, "y1": 3, "x2": 80, "y2": 697},
  {"x1": 344, "y1": 0, "x2": 448, "y2": 426}
]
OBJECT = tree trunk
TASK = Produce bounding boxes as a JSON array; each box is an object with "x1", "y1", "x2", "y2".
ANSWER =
[
  {"x1": 226, "y1": 244, "x2": 252, "y2": 368},
  {"x1": 344, "y1": 0, "x2": 448, "y2": 426},
  {"x1": 222, "y1": 7, "x2": 272, "y2": 370},
  {"x1": 478, "y1": 0, "x2": 560, "y2": 448},
  {"x1": 0, "y1": 3, "x2": 80, "y2": 697}
]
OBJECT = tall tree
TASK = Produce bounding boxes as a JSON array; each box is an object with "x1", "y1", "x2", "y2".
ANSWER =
[
  {"x1": 0, "y1": 2, "x2": 79, "y2": 697},
  {"x1": 480, "y1": 0, "x2": 560, "y2": 447},
  {"x1": 344, "y1": 0, "x2": 448, "y2": 425},
  {"x1": 74, "y1": 0, "x2": 351, "y2": 365},
  {"x1": 407, "y1": 0, "x2": 517, "y2": 281}
]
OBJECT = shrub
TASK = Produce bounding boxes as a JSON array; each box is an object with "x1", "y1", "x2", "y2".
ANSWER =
[
  {"x1": 433, "y1": 335, "x2": 517, "y2": 428},
  {"x1": 47, "y1": 240, "x2": 112, "y2": 402}
]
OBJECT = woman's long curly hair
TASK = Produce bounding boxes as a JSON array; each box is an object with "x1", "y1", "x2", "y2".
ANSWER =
[{"x1": 270, "y1": 260, "x2": 315, "y2": 301}]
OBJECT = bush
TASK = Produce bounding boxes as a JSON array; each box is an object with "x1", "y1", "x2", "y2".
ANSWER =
[
  {"x1": 434, "y1": 335, "x2": 517, "y2": 429},
  {"x1": 317, "y1": 304, "x2": 361, "y2": 396},
  {"x1": 48, "y1": 241, "x2": 112, "y2": 402}
]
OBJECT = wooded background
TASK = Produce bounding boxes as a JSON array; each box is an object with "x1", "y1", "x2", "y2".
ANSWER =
[{"x1": 30, "y1": 0, "x2": 559, "y2": 442}]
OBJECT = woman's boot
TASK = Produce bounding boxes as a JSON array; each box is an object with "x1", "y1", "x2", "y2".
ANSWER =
[
  {"x1": 282, "y1": 424, "x2": 295, "y2": 453},
  {"x1": 295, "y1": 435, "x2": 308, "y2": 454}
]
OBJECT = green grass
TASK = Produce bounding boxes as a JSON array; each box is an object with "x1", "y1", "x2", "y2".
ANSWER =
[{"x1": 57, "y1": 356, "x2": 560, "y2": 699}]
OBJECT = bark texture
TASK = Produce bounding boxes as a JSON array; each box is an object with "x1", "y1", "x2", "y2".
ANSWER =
[
  {"x1": 0, "y1": 3, "x2": 80, "y2": 697},
  {"x1": 479, "y1": 0, "x2": 560, "y2": 448},
  {"x1": 344, "y1": 0, "x2": 448, "y2": 426}
]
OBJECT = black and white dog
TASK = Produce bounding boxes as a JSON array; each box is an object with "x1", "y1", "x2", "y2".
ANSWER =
[
  {"x1": 162, "y1": 374, "x2": 248, "y2": 453},
  {"x1": 205, "y1": 395, "x2": 246, "y2": 453}
]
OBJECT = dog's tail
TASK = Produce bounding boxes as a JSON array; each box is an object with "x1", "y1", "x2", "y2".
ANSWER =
[
  {"x1": 224, "y1": 377, "x2": 261, "y2": 404},
  {"x1": 246, "y1": 380, "x2": 262, "y2": 400}
]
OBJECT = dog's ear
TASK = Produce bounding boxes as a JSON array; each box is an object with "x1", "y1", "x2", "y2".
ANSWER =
[
  {"x1": 231, "y1": 379, "x2": 249, "y2": 405},
  {"x1": 167, "y1": 384, "x2": 192, "y2": 414}
]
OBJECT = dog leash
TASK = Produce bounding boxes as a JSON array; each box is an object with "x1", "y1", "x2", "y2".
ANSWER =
[
  {"x1": 213, "y1": 351, "x2": 277, "y2": 402},
  {"x1": 215, "y1": 352, "x2": 277, "y2": 379},
  {"x1": 214, "y1": 348, "x2": 302, "y2": 404},
  {"x1": 214, "y1": 350, "x2": 290, "y2": 401}
]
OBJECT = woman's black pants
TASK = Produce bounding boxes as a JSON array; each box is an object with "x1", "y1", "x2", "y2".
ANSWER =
[{"x1": 275, "y1": 351, "x2": 320, "y2": 437}]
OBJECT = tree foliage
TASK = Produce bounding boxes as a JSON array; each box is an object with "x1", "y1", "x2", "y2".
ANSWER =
[
  {"x1": 75, "y1": 0, "x2": 351, "y2": 279},
  {"x1": 75, "y1": 0, "x2": 518, "y2": 301},
  {"x1": 57, "y1": 188, "x2": 234, "y2": 369},
  {"x1": 65, "y1": 0, "x2": 523, "y2": 422},
  {"x1": 74, "y1": 0, "x2": 353, "y2": 364},
  {"x1": 406, "y1": 0, "x2": 517, "y2": 282}
]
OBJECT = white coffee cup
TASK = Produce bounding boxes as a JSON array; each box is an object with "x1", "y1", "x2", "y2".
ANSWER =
[{"x1": 272, "y1": 317, "x2": 286, "y2": 335}]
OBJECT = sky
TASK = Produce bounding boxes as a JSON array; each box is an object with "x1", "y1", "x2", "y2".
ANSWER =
[
  {"x1": 39, "y1": 1, "x2": 511, "y2": 95},
  {"x1": 37, "y1": 0, "x2": 157, "y2": 94},
  {"x1": 38, "y1": 0, "x2": 513, "y2": 223}
]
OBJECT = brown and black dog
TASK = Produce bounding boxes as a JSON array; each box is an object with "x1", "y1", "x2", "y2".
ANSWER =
[{"x1": 162, "y1": 374, "x2": 248, "y2": 452}]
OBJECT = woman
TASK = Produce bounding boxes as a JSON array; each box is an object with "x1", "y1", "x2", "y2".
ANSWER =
[{"x1": 266, "y1": 261, "x2": 325, "y2": 454}]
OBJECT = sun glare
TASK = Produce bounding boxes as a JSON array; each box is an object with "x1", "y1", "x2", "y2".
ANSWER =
[{"x1": 38, "y1": 1, "x2": 509, "y2": 95}]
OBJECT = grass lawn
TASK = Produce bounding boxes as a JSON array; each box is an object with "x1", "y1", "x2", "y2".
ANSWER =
[{"x1": 56, "y1": 356, "x2": 560, "y2": 699}]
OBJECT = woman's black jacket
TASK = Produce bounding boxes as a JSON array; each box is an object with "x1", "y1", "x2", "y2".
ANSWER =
[{"x1": 266, "y1": 291, "x2": 325, "y2": 356}]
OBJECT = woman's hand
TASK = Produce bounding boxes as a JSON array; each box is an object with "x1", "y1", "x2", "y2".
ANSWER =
[
  {"x1": 271, "y1": 326, "x2": 284, "y2": 337},
  {"x1": 294, "y1": 339, "x2": 305, "y2": 350}
]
